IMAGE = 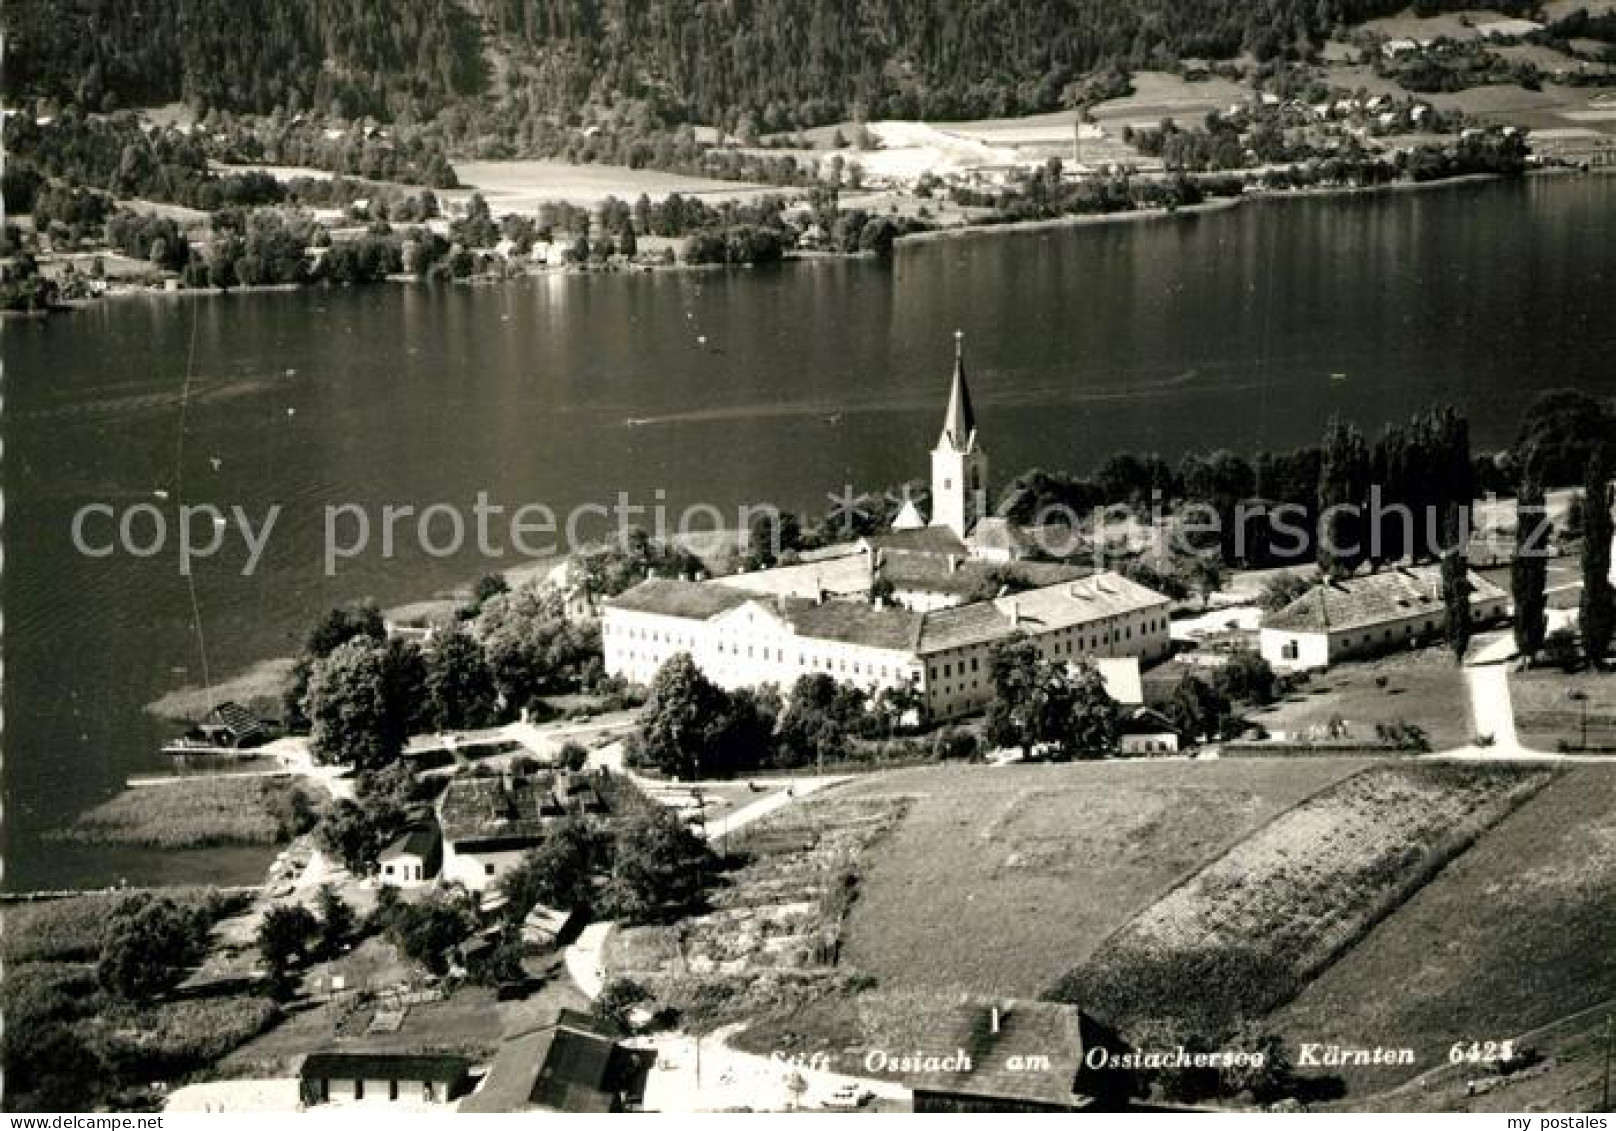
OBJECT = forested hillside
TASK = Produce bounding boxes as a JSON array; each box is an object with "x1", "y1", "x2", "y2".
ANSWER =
[
  {"x1": 5, "y1": 0, "x2": 1536, "y2": 126},
  {"x1": 4, "y1": 0, "x2": 487, "y2": 119}
]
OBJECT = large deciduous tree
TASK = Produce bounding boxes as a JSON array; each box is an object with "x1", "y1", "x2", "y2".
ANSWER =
[
  {"x1": 423, "y1": 628, "x2": 498, "y2": 731},
  {"x1": 602, "y1": 807, "x2": 716, "y2": 924},
  {"x1": 96, "y1": 895, "x2": 210, "y2": 1001}
]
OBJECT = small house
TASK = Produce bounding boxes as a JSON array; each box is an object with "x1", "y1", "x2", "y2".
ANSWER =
[
  {"x1": 298, "y1": 1051, "x2": 472, "y2": 1106},
  {"x1": 378, "y1": 826, "x2": 440, "y2": 887},
  {"x1": 1119, "y1": 706, "x2": 1182, "y2": 755}
]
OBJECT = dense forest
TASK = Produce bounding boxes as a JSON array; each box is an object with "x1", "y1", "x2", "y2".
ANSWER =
[
  {"x1": 4, "y1": 0, "x2": 486, "y2": 119},
  {"x1": 4, "y1": 0, "x2": 1538, "y2": 127}
]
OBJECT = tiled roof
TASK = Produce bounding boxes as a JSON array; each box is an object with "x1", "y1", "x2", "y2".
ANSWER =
[
  {"x1": 864, "y1": 526, "x2": 970, "y2": 557},
  {"x1": 611, "y1": 571, "x2": 1164, "y2": 658},
  {"x1": 881, "y1": 550, "x2": 1089, "y2": 598},
  {"x1": 1264, "y1": 564, "x2": 1507, "y2": 634},
  {"x1": 999, "y1": 572, "x2": 1170, "y2": 631},
  {"x1": 437, "y1": 774, "x2": 593, "y2": 846},
  {"x1": 379, "y1": 825, "x2": 438, "y2": 861},
  {"x1": 777, "y1": 596, "x2": 924, "y2": 652},
  {"x1": 901, "y1": 997, "x2": 1096, "y2": 1108},
  {"x1": 916, "y1": 571, "x2": 1166, "y2": 655},
  {"x1": 604, "y1": 578, "x2": 755, "y2": 620},
  {"x1": 464, "y1": 1013, "x2": 651, "y2": 1113},
  {"x1": 706, "y1": 552, "x2": 873, "y2": 599},
  {"x1": 916, "y1": 600, "x2": 1013, "y2": 653}
]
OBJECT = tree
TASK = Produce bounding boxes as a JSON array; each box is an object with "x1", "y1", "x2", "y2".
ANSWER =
[
  {"x1": 315, "y1": 796, "x2": 401, "y2": 875},
  {"x1": 1318, "y1": 417, "x2": 1369, "y2": 577},
  {"x1": 593, "y1": 977, "x2": 651, "y2": 1035},
  {"x1": 777, "y1": 673, "x2": 863, "y2": 767},
  {"x1": 96, "y1": 896, "x2": 209, "y2": 1001},
  {"x1": 305, "y1": 638, "x2": 410, "y2": 768},
  {"x1": 1164, "y1": 673, "x2": 1230, "y2": 743},
  {"x1": 1515, "y1": 390, "x2": 1614, "y2": 489},
  {"x1": 315, "y1": 886, "x2": 356, "y2": 958},
  {"x1": 636, "y1": 653, "x2": 731, "y2": 779},
  {"x1": 617, "y1": 224, "x2": 638, "y2": 258},
  {"x1": 305, "y1": 600, "x2": 387, "y2": 658},
  {"x1": 499, "y1": 817, "x2": 601, "y2": 920},
  {"x1": 470, "y1": 572, "x2": 509, "y2": 613},
  {"x1": 257, "y1": 904, "x2": 319, "y2": 996},
  {"x1": 1219, "y1": 1025, "x2": 1295, "y2": 1103},
  {"x1": 558, "y1": 740, "x2": 590, "y2": 772},
  {"x1": 423, "y1": 628, "x2": 498, "y2": 731},
  {"x1": 1211, "y1": 649, "x2": 1278, "y2": 706},
  {"x1": 986, "y1": 640, "x2": 1118, "y2": 759},
  {"x1": 1511, "y1": 475, "x2": 1550, "y2": 658},
  {"x1": 387, "y1": 892, "x2": 476, "y2": 975},
  {"x1": 1441, "y1": 551, "x2": 1472, "y2": 664},
  {"x1": 602, "y1": 807, "x2": 716, "y2": 923},
  {"x1": 1067, "y1": 660, "x2": 1123, "y2": 756},
  {"x1": 1579, "y1": 446, "x2": 1614, "y2": 666}
]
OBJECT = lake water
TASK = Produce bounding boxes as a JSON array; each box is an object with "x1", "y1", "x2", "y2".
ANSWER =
[{"x1": 5, "y1": 174, "x2": 1614, "y2": 890}]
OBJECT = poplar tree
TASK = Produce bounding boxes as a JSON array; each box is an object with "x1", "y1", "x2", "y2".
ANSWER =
[
  {"x1": 1580, "y1": 446, "x2": 1614, "y2": 667},
  {"x1": 1511, "y1": 475, "x2": 1549, "y2": 658}
]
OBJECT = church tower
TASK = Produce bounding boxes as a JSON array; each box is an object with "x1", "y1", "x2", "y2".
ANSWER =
[{"x1": 930, "y1": 331, "x2": 988, "y2": 538}]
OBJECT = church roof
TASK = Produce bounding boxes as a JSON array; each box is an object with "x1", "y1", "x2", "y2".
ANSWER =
[{"x1": 937, "y1": 332, "x2": 978, "y2": 452}]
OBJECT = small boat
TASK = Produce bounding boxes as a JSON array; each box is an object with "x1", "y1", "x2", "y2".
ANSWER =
[{"x1": 625, "y1": 417, "x2": 650, "y2": 427}]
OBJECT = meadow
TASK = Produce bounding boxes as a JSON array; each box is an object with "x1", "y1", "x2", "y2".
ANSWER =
[
  {"x1": 49, "y1": 775, "x2": 323, "y2": 849},
  {"x1": 1045, "y1": 762, "x2": 1555, "y2": 1036},
  {"x1": 1248, "y1": 648, "x2": 1474, "y2": 751},
  {"x1": 1272, "y1": 764, "x2": 1616, "y2": 1099},
  {"x1": 838, "y1": 759, "x2": 1370, "y2": 996}
]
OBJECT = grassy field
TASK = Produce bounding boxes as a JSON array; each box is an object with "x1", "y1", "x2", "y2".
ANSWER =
[
  {"x1": 1272, "y1": 765, "x2": 1616, "y2": 1103},
  {"x1": 837, "y1": 759, "x2": 1370, "y2": 997},
  {"x1": 1249, "y1": 648, "x2": 1474, "y2": 750},
  {"x1": 449, "y1": 160, "x2": 776, "y2": 212},
  {"x1": 1045, "y1": 763, "x2": 1555, "y2": 1036},
  {"x1": 1511, "y1": 668, "x2": 1616, "y2": 750},
  {"x1": 48, "y1": 775, "x2": 323, "y2": 849}
]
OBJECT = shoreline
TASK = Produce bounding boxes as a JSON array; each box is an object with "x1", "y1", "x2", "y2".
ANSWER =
[{"x1": 25, "y1": 165, "x2": 1603, "y2": 316}]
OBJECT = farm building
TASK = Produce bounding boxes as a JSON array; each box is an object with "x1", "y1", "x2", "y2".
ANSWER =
[
  {"x1": 298, "y1": 1051, "x2": 472, "y2": 1106},
  {"x1": 1119, "y1": 706, "x2": 1182, "y2": 755},
  {"x1": 378, "y1": 826, "x2": 440, "y2": 887},
  {"x1": 1259, "y1": 564, "x2": 1509, "y2": 671},
  {"x1": 436, "y1": 772, "x2": 608, "y2": 890},
  {"x1": 460, "y1": 1010, "x2": 656, "y2": 1113},
  {"x1": 903, "y1": 998, "x2": 1129, "y2": 1113}
]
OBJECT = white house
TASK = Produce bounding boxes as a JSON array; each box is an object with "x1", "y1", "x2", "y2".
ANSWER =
[
  {"x1": 436, "y1": 773, "x2": 606, "y2": 891},
  {"x1": 378, "y1": 827, "x2": 440, "y2": 888},
  {"x1": 1259, "y1": 564, "x2": 1509, "y2": 671}
]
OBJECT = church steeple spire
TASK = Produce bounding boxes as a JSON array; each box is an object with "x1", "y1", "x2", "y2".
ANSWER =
[
  {"x1": 939, "y1": 329, "x2": 977, "y2": 451},
  {"x1": 930, "y1": 330, "x2": 989, "y2": 538}
]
